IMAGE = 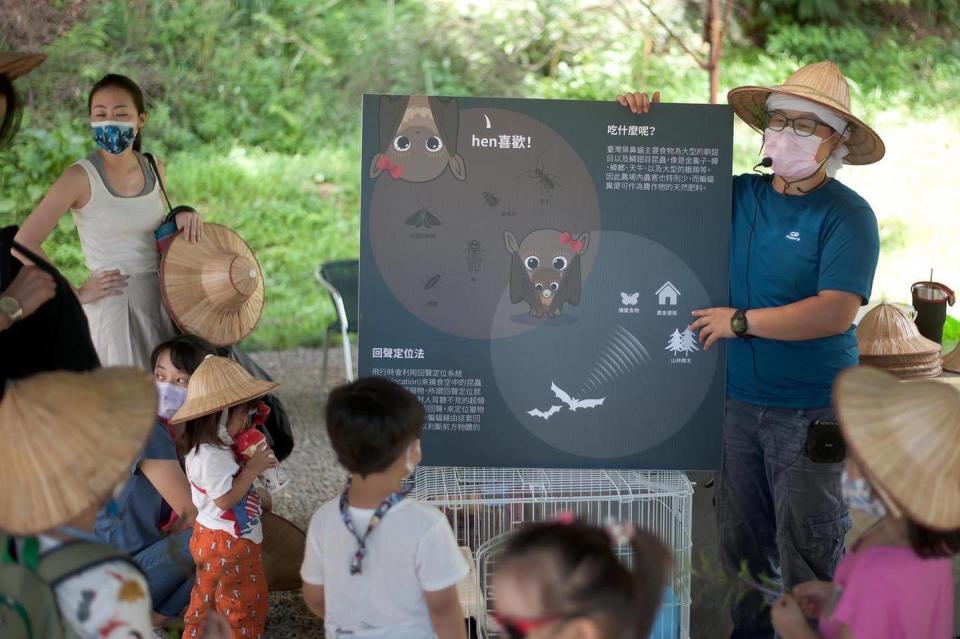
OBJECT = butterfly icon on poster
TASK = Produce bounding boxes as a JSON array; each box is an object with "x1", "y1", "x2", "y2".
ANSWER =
[{"x1": 620, "y1": 292, "x2": 640, "y2": 306}]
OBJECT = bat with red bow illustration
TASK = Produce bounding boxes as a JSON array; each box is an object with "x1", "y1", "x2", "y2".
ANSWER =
[
  {"x1": 504, "y1": 228, "x2": 590, "y2": 318},
  {"x1": 369, "y1": 95, "x2": 466, "y2": 183}
]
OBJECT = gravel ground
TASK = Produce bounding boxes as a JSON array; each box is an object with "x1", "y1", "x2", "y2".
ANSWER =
[{"x1": 252, "y1": 347, "x2": 352, "y2": 638}]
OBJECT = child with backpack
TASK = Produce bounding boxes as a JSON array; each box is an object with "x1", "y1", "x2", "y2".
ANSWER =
[
  {"x1": 301, "y1": 376, "x2": 468, "y2": 639},
  {"x1": 169, "y1": 356, "x2": 279, "y2": 639},
  {"x1": 0, "y1": 368, "x2": 157, "y2": 638},
  {"x1": 771, "y1": 367, "x2": 960, "y2": 639},
  {"x1": 491, "y1": 517, "x2": 672, "y2": 639}
]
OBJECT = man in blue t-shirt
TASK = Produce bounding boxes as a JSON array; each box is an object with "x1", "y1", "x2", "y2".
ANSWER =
[{"x1": 618, "y1": 61, "x2": 883, "y2": 638}]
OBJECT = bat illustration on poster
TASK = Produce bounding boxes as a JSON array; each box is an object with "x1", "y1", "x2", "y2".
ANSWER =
[
  {"x1": 505, "y1": 228, "x2": 590, "y2": 318},
  {"x1": 369, "y1": 95, "x2": 466, "y2": 183},
  {"x1": 526, "y1": 383, "x2": 606, "y2": 421},
  {"x1": 551, "y1": 382, "x2": 605, "y2": 411},
  {"x1": 528, "y1": 405, "x2": 563, "y2": 420}
]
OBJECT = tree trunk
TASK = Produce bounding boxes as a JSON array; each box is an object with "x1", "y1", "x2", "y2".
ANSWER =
[{"x1": 707, "y1": 0, "x2": 722, "y2": 104}]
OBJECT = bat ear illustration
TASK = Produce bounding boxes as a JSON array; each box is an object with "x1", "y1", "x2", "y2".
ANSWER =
[
  {"x1": 563, "y1": 254, "x2": 583, "y2": 306},
  {"x1": 504, "y1": 230, "x2": 519, "y2": 255},
  {"x1": 369, "y1": 153, "x2": 386, "y2": 179},
  {"x1": 509, "y1": 253, "x2": 528, "y2": 304},
  {"x1": 574, "y1": 232, "x2": 590, "y2": 255},
  {"x1": 448, "y1": 154, "x2": 466, "y2": 181}
]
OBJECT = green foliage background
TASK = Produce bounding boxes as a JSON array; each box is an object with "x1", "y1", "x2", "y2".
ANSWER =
[{"x1": 2, "y1": 0, "x2": 958, "y2": 350}]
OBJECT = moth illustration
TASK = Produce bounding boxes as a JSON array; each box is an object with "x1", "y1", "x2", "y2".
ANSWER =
[
  {"x1": 405, "y1": 207, "x2": 442, "y2": 229},
  {"x1": 369, "y1": 95, "x2": 466, "y2": 183},
  {"x1": 505, "y1": 228, "x2": 590, "y2": 318},
  {"x1": 621, "y1": 291, "x2": 639, "y2": 306},
  {"x1": 551, "y1": 382, "x2": 605, "y2": 411},
  {"x1": 528, "y1": 405, "x2": 563, "y2": 420}
]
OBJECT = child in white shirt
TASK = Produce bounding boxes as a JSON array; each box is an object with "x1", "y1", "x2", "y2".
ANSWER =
[
  {"x1": 301, "y1": 376, "x2": 468, "y2": 639},
  {"x1": 170, "y1": 355, "x2": 279, "y2": 639}
]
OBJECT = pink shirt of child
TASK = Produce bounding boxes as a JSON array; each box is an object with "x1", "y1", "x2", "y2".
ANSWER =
[{"x1": 819, "y1": 545, "x2": 952, "y2": 639}]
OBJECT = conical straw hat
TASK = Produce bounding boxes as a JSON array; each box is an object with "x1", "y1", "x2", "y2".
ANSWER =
[
  {"x1": 262, "y1": 511, "x2": 306, "y2": 591},
  {"x1": 0, "y1": 53, "x2": 46, "y2": 80},
  {"x1": 834, "y1": 366, "x2": 960, "y2": 530},
  {"x1": 170, "y1": 355, "x2": 277, "y2": 424},
  {"x1": 0, "y1": 368, "x2": 155, "y2": 535},
  {"x1": 160, "y1": 224, "x2": 264, "y2": 347},
  {"x1": 727, "y1": 60, "x2": 884, "y2": 165},
  {"x1": 857, "y1": 303, "x2": 941, "y2": 358},
  {"x1": 944, "y1": 345, "x2": 960, "y2": 374},
  {"x1": 875, "y1": 358, "x2": 943, "y2": 375}
]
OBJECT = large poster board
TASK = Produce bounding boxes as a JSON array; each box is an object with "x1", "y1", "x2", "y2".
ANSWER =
[{"x1": 358, "y1": 95, "x2": 732, "y2": 469}]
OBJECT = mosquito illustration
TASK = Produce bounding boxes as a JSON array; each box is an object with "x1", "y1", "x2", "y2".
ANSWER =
[
  {"x1": 464, "y1": 240, "x2": 485, "y2": 280},
  {"x1": 517, "y1": 151, "x2": 561, "y2": 203}
]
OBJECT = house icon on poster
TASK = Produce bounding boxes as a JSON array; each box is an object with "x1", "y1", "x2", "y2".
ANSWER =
[{"x1": 656, "y1": 281, "x2": 680, "y2": 306}]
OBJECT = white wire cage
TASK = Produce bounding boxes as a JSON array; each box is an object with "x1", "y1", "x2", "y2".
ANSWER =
[{"x1": 408, "y1": 467, "x2": 693, "y2": 639}]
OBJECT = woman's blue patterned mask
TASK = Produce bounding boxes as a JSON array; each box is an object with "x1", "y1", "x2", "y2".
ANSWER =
[
  {"x1": 841, "y1": 469, "x2": 887, "y2": 518},
  {"x1": 91, "y1": 120, "x2": 136, "y2": 154}
]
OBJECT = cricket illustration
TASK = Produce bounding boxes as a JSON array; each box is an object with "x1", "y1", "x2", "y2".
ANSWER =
[
  {"x1": 527, "y1": 382, "x2": 606, "y2": 420},
  {"x1": 505, "y1": 228, "x2": 590, "y2": 318},
  {"x1": 369, "y1": 95, "x2": 466, "y2": 183},
  {"x1": 465, "y1": 239, "x2": 485, "y2": 280},
  {"x1": 517, "y1": 151, "x2": 561, "y2": 203}
]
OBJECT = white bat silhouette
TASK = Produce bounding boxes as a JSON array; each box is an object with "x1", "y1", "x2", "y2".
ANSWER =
[
  {"x1": 551, "y1": 382, "x2": 605, "y2": 411},
  {"x1": 528, "y1": 405, "x2": 563, "y2": 420},
  {"x1": 620, "y1": 291, "x2": 639, "y2": 305}
]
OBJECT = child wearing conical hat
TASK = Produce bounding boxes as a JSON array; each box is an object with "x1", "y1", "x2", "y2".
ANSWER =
[
  {"x1": 0, "y1": 367, "x2": 156, "y2": 638},
  {"x1": 771, "y1": 367, "x2": 960, "y2": 638},
  {"x1": 170, "y1": 356, "x2": 279, "y2": 639}
]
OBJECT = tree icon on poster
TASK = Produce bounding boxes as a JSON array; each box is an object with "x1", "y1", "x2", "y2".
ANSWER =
[{"x1": 666, "y1": 328, "x2": 700, "y2": 356}]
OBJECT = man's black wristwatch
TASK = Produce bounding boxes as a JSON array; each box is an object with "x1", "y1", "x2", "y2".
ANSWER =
[{"x1": 731, "y1": 309, "x2": 751, "y2": 338}]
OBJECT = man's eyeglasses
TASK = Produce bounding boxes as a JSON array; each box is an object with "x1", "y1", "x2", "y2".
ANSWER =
[{"x1": 765, "y1": 111, "x2": 835, "y2": 137}]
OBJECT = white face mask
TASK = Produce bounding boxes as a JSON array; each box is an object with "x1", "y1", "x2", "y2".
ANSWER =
[
  {"x1": 217, "y1": 408, "x2": 234, "y2": 446},
  {"x1": 762, "y1": 128, "x2": 827, "y2": 181},
  {"x1": 155, "y1": 382, "x2": 188, "y2": 421}
]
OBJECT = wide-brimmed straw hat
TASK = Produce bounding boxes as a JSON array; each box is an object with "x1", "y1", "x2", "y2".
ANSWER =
[
  {"x1": 857, "y1": 303, "x2": 941, "y2": 359},
  {"x1": 170, "y1": 355, "x2": 277, "y2": 424},
  {"x1": 0, "y1": 53, "x2": 46, "y2": 80},
  {"x1": 727, "y1": 60, "x2": 884, "y2": 165},
  {"x1": 262, "y1": 511, "x2": 307, "y2": 591},
  {"x1": 834, "y1": 366, "x2": 960, "y2": 530},
  {"x1": 944, "y1": 346, "x2": 960, "y2": 374},
  {"x1": 0, "y1": 368, "x2": 155, "y2": 535},
  {"x1": 160, "y1": 223, "x2": 265, "y2": 347}
]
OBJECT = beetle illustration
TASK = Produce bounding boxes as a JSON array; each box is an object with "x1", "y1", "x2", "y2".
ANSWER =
[
  {"x1": 517, "y1": 151, "x2": 561, "y2": 203},
  {"x1": 369, "y1": 95, "x2": 466, "y2": 183},
  {"x1": 504, "y1": 228, "x2": 590, "y2": 317}
]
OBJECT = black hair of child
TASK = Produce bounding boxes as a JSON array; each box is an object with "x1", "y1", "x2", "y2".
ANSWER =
[
  {"x1": 0, "y1": 74, "x2": 23, "y2": 149},
  {"x1": 151, "y1": 334, "x2": 222, "y2": 375},
  {"x1": 498, "y1": 519, "x2": 671, "y2": 639},
  {"x1": 907, "y1": 520, "x2": 960, "y2": 558},
  {"x1": 326, "y1": 376, "x2": 424, "y2": 477}
]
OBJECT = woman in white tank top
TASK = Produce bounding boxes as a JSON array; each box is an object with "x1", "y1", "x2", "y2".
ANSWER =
[{"x1": 16, "y1": 74, "x2": 202, "y2": 370}]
